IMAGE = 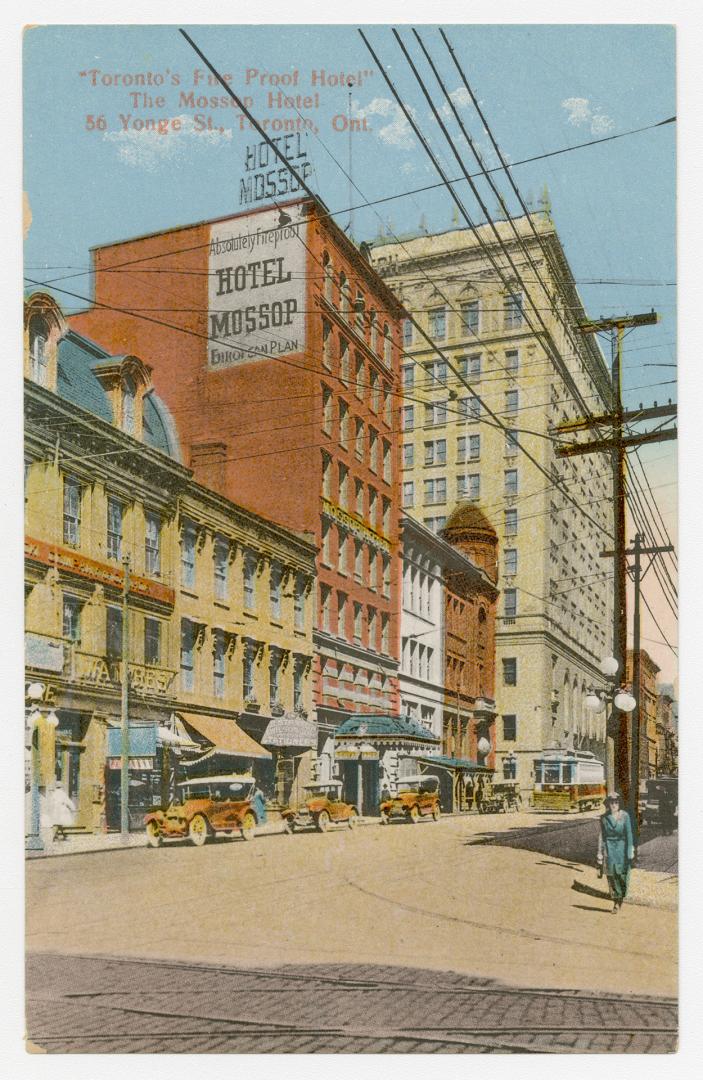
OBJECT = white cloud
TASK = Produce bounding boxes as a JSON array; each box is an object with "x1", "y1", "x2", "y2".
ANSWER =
[
  {"x1": 439, "y1": 86, "x2": 472, "y2": 119},
  {"x1": 104, "y1": 113, "x2": 233, "y2": 170},
  {"x1": 561, "y1": 96, "x2": 615, "y2": 136},
  {"x1": 352, "y1": 97, "x2": 415, "y2": 150}
]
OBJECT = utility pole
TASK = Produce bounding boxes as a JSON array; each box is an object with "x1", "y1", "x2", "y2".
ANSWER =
[
  {"x1": 120, "y1": 555, "x2": 131, "y2": 842},
  {"x1": 553, "y1": 310, "x2": 675, "y2": 804}
]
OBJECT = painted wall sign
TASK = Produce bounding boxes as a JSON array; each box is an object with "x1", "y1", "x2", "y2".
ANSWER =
[
  {"x1": 239, "y1": 133, "x2": 313, "y2": 208},
  {"x1": 208, "y1": 205, "x2": 307, "y2": 371},
  {"x1": 25, "y1": 537, "x2": 175, "y2": 606},
  {"x1": 25, "y1": 632, "x2": 65, "y2": 673}
]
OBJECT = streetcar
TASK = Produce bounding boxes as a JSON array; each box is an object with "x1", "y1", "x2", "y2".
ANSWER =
[{"x1": 531, "y1": 749, "x2": 605, "y2": 812}]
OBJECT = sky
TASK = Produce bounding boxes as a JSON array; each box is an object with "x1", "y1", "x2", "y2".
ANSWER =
[{"x1": 22, "y1": 22, "x2": 677, "y2": 684}]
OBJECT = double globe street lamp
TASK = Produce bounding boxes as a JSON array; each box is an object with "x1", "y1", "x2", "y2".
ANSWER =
[
  {"x1": 584, "y1": 656, "x2": 636, "y2": 716},
  {"x1": 26, "y1": 681, "x2": 59, "y2": 853}
]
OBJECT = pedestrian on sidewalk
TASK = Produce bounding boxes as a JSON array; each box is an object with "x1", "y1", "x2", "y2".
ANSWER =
[
  {"x1": 44, "y1": 782, "x2": 76, "y2": 842},
  {"x1": 597, "y1": 792, "x2": 636, "y2": 913}
]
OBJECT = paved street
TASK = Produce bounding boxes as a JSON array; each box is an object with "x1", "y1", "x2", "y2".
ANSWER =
[{"x1": 26, "y1": 810, "x2": 677, "y2": 1052}]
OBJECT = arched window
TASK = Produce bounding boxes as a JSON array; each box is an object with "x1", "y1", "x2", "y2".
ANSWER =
[
  {"x1": 29, "y1": 315, "x2": 49, "y2": 386},
  {"x1": 339, "y1": 271, "x2": 350, "y2": 317},
  {"x1": 369, "y1": 309, "x2": 378, "y2": 352},
  {"x1": 322, "y1": 250, "x2": 333, "y2": 301},
  {"x1": 122, "y1": 374, "x2": 136, "y2": 434},
  {"x1": 383, "y1": 322, "x2": 392, "y2": 366}
]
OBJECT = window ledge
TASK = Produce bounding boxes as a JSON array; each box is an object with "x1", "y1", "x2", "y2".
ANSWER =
[
  {"x1": 214, "y1": 600, "x2": 230, "y2": 610},
  {"x1": 180, "y1": 588, "x2": 199, "y2": 599}
]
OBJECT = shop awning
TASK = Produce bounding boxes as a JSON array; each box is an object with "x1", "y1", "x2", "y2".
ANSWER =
[
  {"x1": 262, "y1": 714, "x2": 317, "y2": 749},
  {"x1": 335, "y1": 713, "x2": 440, "y2": 744},
  {"x1": 416, "y1": 755, "x2": 493, "y2": 774},
  {"x1": 176, "y1": 712, "x2": 271, "y2": 760}
]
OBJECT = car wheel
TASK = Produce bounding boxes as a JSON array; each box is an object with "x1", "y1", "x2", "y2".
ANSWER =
[
  {"x1": 282, "y1": 817, "x2": 294, "y2": 835},
  {"x1": 347, "y1": 809, "x2": 358, "y2": 829},
  {"x1": 145, "y1": 821, "x2": 162, "y2": 848},
  {"x1": 407, "y1": 804, "x2": 420, "y2": 824},
  {"x1": 316, "y1": 810, "x2": 330, "y2": 833},
  {"x1": 241, "y1": 811, "x2": 257, "y2": 841},
  {"x1": 188, "y1": 814, "x2": 209, "y2": 847},
  {"x1": 380, "y1": 811, "x2": 389, "y2": 825},
  {"x1": 432, "y1": 804, "x2": 441, "y2": 822}
]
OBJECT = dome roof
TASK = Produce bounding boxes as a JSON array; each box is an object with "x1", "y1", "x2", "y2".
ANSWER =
[{"x1": 442, "y1": 501, "x2": 497, "y2": 537}]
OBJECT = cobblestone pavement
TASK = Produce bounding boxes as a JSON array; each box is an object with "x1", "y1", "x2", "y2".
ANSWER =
[{"x1": 26, "y1": 952, "x2": 678, "y2": 1054}]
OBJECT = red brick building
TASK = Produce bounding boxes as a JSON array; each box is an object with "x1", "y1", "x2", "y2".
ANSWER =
[
  {"x1": 70, "y1": 198, "x2": 405, "y2": 778},
  {"x1": 439, "y1": 504, "x2": 499, "y2": 777}
]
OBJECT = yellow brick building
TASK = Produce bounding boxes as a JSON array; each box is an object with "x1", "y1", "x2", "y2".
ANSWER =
[
  {"x1": 24, "y1": 293, "x2": 316, "y2": 836},
  {"x1": 370, "y1": 212, "x2": 614, "y2": 793}
]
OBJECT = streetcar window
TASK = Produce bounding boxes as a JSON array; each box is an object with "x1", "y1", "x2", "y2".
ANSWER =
[
  {"x1": 533, "y1": 762, "x2": 543, "y2": 783},
  {"x1": 544, "y1": 764, "x2": 561, "y2": 784},
  {"x1": 561, "y1": 765, "x2": 575, "y2": 784}
]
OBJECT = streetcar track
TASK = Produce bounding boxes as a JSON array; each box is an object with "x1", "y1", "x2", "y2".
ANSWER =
[{"x1": 30, "y1": 950, "x2": 677, "y2": 1008}]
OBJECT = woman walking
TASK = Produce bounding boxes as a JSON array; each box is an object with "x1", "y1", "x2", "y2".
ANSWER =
[{"x1": 597, "y1": 792, "x2": 636, "y2": 913}]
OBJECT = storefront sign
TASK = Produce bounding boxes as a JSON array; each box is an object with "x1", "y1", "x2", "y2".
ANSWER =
[
  {"x1": 321, "y1": 499, "x2": 391, "y2": 553},
  {"x1": 25, "y1": 632, "x2": 64, "y2": 673},
  {"x1": 25, "y1": 537, "x2": 175, "y2": 606},
  {"x1": 207, "y1": 206, "x2": 307, "y2": 371},
  {"x1": 74, "y1": 652, "x2": 176, "y2": 697}
]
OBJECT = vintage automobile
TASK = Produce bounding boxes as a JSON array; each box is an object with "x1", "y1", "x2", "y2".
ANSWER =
[
  {"x1": 478, "y1": 780, "x2": 521, "y2": 814},
  {"x1": 379, "y1": 774, "x2": 441, "y2": 824},
  {"x1": 282, "y1": 781, "x2": 358, "y2": 833},
  {"x1": 144, "y1": 775, "x2": 262, "y2": 847},
  {"x1": 639, "y1": 776, "x2": 678, "y2": 830}
]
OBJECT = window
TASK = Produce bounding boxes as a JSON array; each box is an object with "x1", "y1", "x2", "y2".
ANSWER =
[
  {"x1": 354, "y1": 540, "x2": 364, "y2": 581},
  {"x1": 457, "y1": 473, "x2": 480, "y2": 501},
  {"x1": 502, "y1": 755, "x2": 517, "y2": 780},
  {"x1": 402, "y1": 318, "x2": 413, "y2": 347},
  {"x1": 382, "y1": 555, "x2": 391, "y2": 598},
  {"x1": 381, "y1": 613, "x2": 390, "y2": 653},
  {"x1": 460, "y1": 395, "x2": 480, "y2": 420},
  {"x1": 270, "y1": 562, "x2": 282, "y2": 620},
  {"x1": 122, "y1": 375, "x2": 136, "y2": 435},
  {"x1": 29, "y1": 315, "x2": 49, "y2": 385},
  {"x1": 505, "y1": 469, "x2": 518, "y2": 496},
  {"x1": 505, "y1": 389, "x2": 519, "y2": 413},
  {"x1": 62, "y1": 595, "x2": 82, "y2": 645},
  {"x1": 369, "y1": 487, "x2": 377, "y2": 527},
  {"x1": 107, "y1": 497, "x2": 124, "y2": 561},
  {"x1": 505, "y1": 428, "x2": 518, "y2": 457},
  {"x1": 504, "y1": 589, "x2": 517, "y2": 618},
  {"x1": 383, "y1": 439, "x2": 392, "y2": 483},
  {"x1": 339, "y1": 271, "x2": 350, "y2": 317},
  {"x1": 382, "y1": 497, "x2": 391, "y2": 535},
  {"x1": 370, "y1": 309, "x2": 378, "y2": 353},
  {"x1": 370, "y1": 370, "x2": 380, "y2": 412},
  {"x1": 243, "y1": 640, "x2": 255, "y2": 700},
  {"x1": 355, "y1": 479, "x2": 364, "y2": 516},
  {"x1": 402, "y1": 405, "x2": 415, "y2": 431},
  {"x1": 321, "y1": 520, "x2": 331, "y2": 564},
  {"x1": 425, "y1": 439, "x2": 447, "y2": 466},
  {"x1": 144, "y1": 617, "x2": 161, "y2": 666},
  {"x1": 423, "y1": 516, "x2": 447, "y2": 534},
  {"x1": 403, "y1": 443, "x2": 414, "y2": 468},
  {"x1": 213, "y1": 629, "x2": 225, "y2": 699},
  {"x1": 180, "y1": 619, "x2": 195, "y2": 690},
  {"x1": 338, "y1": 462, "x2": 349, "y2": 508},
  {"x1": 355, "y1": 290, "x2": 366, "y2": 328},
  {"x1": 461, "y1": 300, "x2": 479, "y2": 335},
  {"x1": 294, "y1": 574, "x2": 306, "y2": 630},
  {"x1": 338, "y1": 527, "x2": 348, "y2": 574},
  {"x1": 402, "y1": 364, "x2": 414, "y2": 389},
  {"x1": 463, "y1": 353, "x2": 481, "y2": 378},
  {"x1": 353, "y1": 602, "x2": 363, "y2": 642},
  {"x1": 322, "y1": 451, "x2": 332, "y2": 498},
  {"x1": 322, "y1": 386, "x2": 333, "y2": 434},
  {"x1": 506, "y1": 349, "x2": 519, "y2": 372},
  {"x1": 322, "y1": 251, "x2": 333, "y2": 300},
  {"x1": 504, "y1": 292, "x2": 523, "y2": 329},
  {"x1": 431, "y1": 360, "x2": 448, "y2": 383},
  {"x1": 505, "y1": 508, "x2": 518, "y2": 536},
  {"x1": 502, "y1": 658, "x2": 517, "y2": 686},
  {"x1": 63, "y1": 477, "x2": 81, "y2": 547},
  {"x1": 320, "y1": 584, "x2": 332, "y2": 632},
  {"x1": 383, "y1": 323, "x2": 392, "y2": 366},
  {"x1": 402, "y1": 481, "x2": 414, "y2": 508},
  {"x1": 340, "y1": 338, "x2": 350, "y2": 383},
  {"x1": 355, "y1": 417, "x2": 364, "y2": 460},
  {"x1": 339, "y1": 400, "x2": 349, "y2": 449},
  {"x1": 369, "y1": 428, "x2": 378, "y2": 473},
  {"x1": 337, "y1": 591, "x2": 347, "y2": 637},
  {"x1": 180, "y1": 521, "x2": 196, "y2": 588},
  {"x1": 502, "y1": 715, "x2": 517, "y2": 741},
  {"x1": 107, "y1": 606, "x2": 123, "y2": 660},
  {"x1": 145, "y1": 511, "x2": 161, "y2": 577},
  {"x1": 504, "y1": 548, "x2": 518, "y2": 576},
  {"x1": 322, "y1": 318, "x2": 332, "y2": 369},
  {"x1": 367, "y1": 607, "x2": 377, "y2": 650},
  {"x1": 429, "y1": 307, "x2": 446, "y2": 339},
  {"x1": 243, "y1": 553, "x2": 257, "y2": 610},
  {"x1": 368, "y1": 550, "x2": 377, "y2": 591},
  {"x1": 384, "y1": 385, "x2": 392, "y2": 426},
  {"x1": 355, "y1": 354, "x2": 364, "y2": 398},
  {"x1": 269, "y1": 648, "x2": 282, "y2": 705},
  {"x1": 424, "y1": 477, "x2": 447, "y2": 505}
]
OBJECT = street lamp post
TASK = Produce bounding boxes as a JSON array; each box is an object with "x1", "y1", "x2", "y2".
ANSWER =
[{"x1": 585, "y1": 655, "x2": 636, "y2": 802}]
